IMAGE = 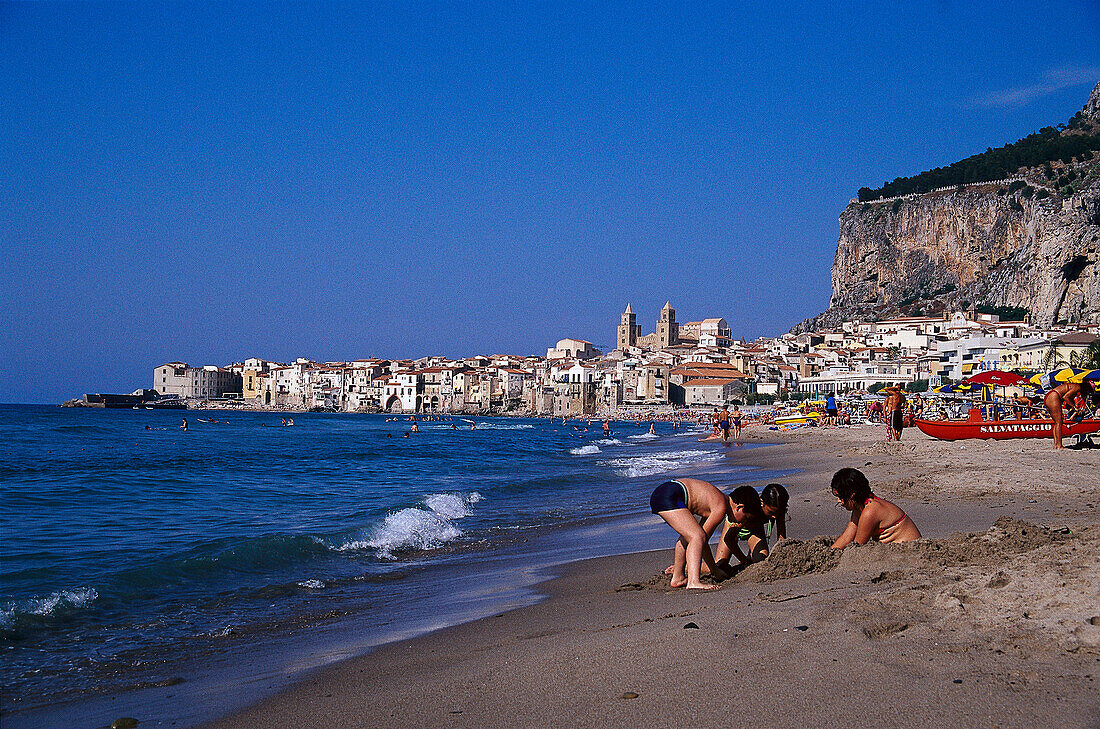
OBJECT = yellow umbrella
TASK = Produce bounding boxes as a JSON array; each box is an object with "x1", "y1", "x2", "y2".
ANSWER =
[
  {"x1": 1030, "y1": 368, "x2": 1091, "y2": 389},
  {"x1": 1067, "y1": 368, "x2": 1100, "y2": 383}
]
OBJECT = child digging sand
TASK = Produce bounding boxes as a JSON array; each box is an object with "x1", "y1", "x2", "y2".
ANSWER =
[
  {"x1": 715, "y1": 485, "x2": 773, "y2": 573},
  {"x1": 830, "y1": 467, "x2": 921, "y2": 548},
  {"x1": 650, "y1": 478, "x2": 731, "y2": 590}
]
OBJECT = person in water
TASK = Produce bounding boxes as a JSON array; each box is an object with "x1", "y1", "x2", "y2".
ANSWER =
[
  {"x1": 714, "y1": 485, "x2": 771, "y2": 570},
  {"x1": 830, "y1": 468, "x2": 920, "y2": 548},
  {"x1": 718, "y1": 405, "x2": 731, "y2": 442},
  {"x1": 180, "y1": 418, "x2": 188, "y2": 431},
  {"x1": 649, "y1": 477, "x2": 730, "y2": 590}
]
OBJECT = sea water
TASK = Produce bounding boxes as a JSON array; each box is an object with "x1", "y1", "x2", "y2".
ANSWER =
[{"x1": 0, "y1": 405, "x2": 792, "y2": 727}]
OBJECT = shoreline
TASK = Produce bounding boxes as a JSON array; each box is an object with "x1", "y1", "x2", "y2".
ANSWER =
[
  {"x1": 1, "y1": 427, "x2": 792, "y2": 729},
  {"x1": 198, "y1": 424, "x2": 1100, "y2": 729}
]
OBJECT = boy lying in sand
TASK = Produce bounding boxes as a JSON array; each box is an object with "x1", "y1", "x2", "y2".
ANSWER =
[
  {"x1": 830, "y1": 468, "x2": 921, "y2": 548},
  {"x1": 649, "y1": 478, "x2": 731, "y2": 590}
]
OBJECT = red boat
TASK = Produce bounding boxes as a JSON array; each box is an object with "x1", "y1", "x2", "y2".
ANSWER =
[{"x1": 915, "y1": 410, "x2": 1100, "y2": 441}]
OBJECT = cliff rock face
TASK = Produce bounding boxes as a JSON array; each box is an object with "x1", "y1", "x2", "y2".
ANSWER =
[{"x1": 795, "y1": 82, "x2": 1100, "y2": 332}]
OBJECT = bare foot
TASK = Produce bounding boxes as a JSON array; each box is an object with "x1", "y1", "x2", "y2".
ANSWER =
[
  {"x1": 685, "y1": 582, "x2": 719, "y2": 590},
  {"x1": 669, "y1": 576, "x2": 687, "y2": 588},
  {"x1": 664, "y1": 564, "x2": 675, "y2": 575}
]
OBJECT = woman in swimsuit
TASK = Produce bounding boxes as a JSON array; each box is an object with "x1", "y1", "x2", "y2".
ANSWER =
[{"x1": 830, "y1": 468, "x2": 920, "y2": 549}]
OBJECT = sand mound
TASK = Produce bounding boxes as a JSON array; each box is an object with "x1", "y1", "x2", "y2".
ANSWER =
[
  {"x1": 846, "y1": 520, "x2": 1100, "y2": 655},
  {"x1": 729, "y1": 518, "x2": 1071, "y2": 586},
  {"x1": 908, "y1": 516, "x2": 1069, "y2": 567},
  {"x1": 735, "y1": 537, "x2": 841, "y2": 583}
]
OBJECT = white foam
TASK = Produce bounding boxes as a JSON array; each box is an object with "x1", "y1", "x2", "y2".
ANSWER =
[
  {"x1": 338, "y1": 491, "x2": 482, "y2": 559},
  {"x1": 424, "y1": 491, "x2": 481, "y2": 519},
  {"x1": 298, "y1": 579, "x2": 325, "y2": 589},
  {"x1": 0, "y1": 587, "x2": 99, "y2": 627},
  {"x1": 596, "y1": 438, "x2": 622, "y2": 446},
  {"x1": 628, "y1": 433, "x2": 659, "y2": 440},
  {"x1": 599, "y1": 449, "x2": 723, "y2": 478},
  {"x1": 570, "y1": 444, "x2": 601, "y2": 455}
]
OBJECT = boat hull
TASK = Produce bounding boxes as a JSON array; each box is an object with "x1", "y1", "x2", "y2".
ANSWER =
[{"x1": 914, "y1": 417, "x2": 1100, "y2": 441}]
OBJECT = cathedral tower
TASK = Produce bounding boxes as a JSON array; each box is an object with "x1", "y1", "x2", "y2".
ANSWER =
[
  {"x1": 617, "y1": 303, "x2": 639, "y2": 350},
  {"x1": 656, "y1": 301, "x2": 678, "y2": 348}
]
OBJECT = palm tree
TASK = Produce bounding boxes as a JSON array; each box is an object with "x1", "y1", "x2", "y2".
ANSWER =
[
  {"x1": 1041, "y1": 339, "x2": 1067, "y2": 371},
  {"x1": 1070, "y1": 340, "x2": 1100, "y2": 369}
]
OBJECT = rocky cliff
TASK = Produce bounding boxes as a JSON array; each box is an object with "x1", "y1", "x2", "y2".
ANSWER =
[{"x1": 795, "y1": 81, "x2": 1100, "y2": 331}]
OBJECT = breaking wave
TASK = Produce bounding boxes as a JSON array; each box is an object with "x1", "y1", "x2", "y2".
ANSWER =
[
  {"x1": 570, "y1": 445, "x2": 601, "y2": 455},
  {"x1": 598, "y1": 450, "x2": 723, "y2": 478},
  {"x1": 337, "y1": 492, "x2": 483, "y2": 559},
  {"x1": 0, "y1": 588, "x2": 99, "y2": 631}
]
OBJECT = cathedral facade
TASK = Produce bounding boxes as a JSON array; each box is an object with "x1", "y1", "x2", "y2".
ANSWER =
[{"x1": 617, "y1": 301, "x2": 678, "y2": 351}]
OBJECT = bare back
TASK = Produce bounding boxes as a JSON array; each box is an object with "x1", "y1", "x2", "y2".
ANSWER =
[{"x1": 679, "y1": 477, "x2": 729, "y2": 523}]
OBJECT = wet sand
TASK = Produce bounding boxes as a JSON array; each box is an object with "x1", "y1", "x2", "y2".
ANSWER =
[{"x1": 203, "y1": 423, "x2": 1100, "y2": 729}]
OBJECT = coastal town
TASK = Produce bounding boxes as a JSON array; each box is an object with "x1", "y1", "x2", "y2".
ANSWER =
[{"x1": 81, "y1": 302, "x2": 1100, "y2": 415}]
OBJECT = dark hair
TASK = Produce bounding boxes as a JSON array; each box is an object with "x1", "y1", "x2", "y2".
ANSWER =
[
  {"x1": 728, "y1": 485, "x2": 764, "y2": 518},
  {"x1": 831, "y1": 468, "x2": 872, "y2": 503},
  {"x1": 761, "y1": 483, "x2": 789, "y2": 515}
]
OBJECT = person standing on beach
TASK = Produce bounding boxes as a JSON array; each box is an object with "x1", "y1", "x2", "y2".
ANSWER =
[
  {"x1": 825, "y1": 394, "x2": 838, "y2": 426},
  {"x1": 1044, "y1": 380, "x2": 1098, "y2": 449},
  {"x1": 718, "y1": 405, "x2": 731, "y2": 442},
  {"x1": 884, "y1": 386, "x2": 906, "y2": 441},
  {"x1": 729, "y1": 404, "x2": 743, "y2": 440},
  {"x1": 650, "y1": 478, "x2": 730, "y2": 590}
]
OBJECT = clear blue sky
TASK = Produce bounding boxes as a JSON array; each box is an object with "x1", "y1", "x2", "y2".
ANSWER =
[{"x1": 2, "y1": 2, "x2": 1098, "y2": 403}]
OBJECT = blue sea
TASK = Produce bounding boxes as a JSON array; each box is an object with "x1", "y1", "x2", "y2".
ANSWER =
[{"x1": 0, "y1": 405, "x2": 792, "y2": 728}]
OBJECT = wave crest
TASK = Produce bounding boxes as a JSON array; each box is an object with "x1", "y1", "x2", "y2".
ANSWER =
[
  {"x1": 338, "y1": 491, "x2": 482, "y2": 560},
  {"x1": 0, "y1": 587, "x2": 99, "y2": 632},
  {"x1": 599, "y1": 450, "x2": 722, "y2": 478}
]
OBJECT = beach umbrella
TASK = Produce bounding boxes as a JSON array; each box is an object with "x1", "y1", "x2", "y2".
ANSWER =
[
  {"x1": 934, "y1": 382, "x2": 978, "y2": 394},
  {"x1": 1030, "y1": 368, "x2": 1091, "y2": 389},
  {"x1": 1067, "y1": 368, "x2": 1100, "y2": 383},
  {"x1": 964, "y1": 370, "x2": 1027, "y2": 386}
]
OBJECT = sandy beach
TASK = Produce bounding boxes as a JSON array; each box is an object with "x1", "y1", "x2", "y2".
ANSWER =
[{"x1": 203, "y1": 423, "x2": 1100, "y2": 729}]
